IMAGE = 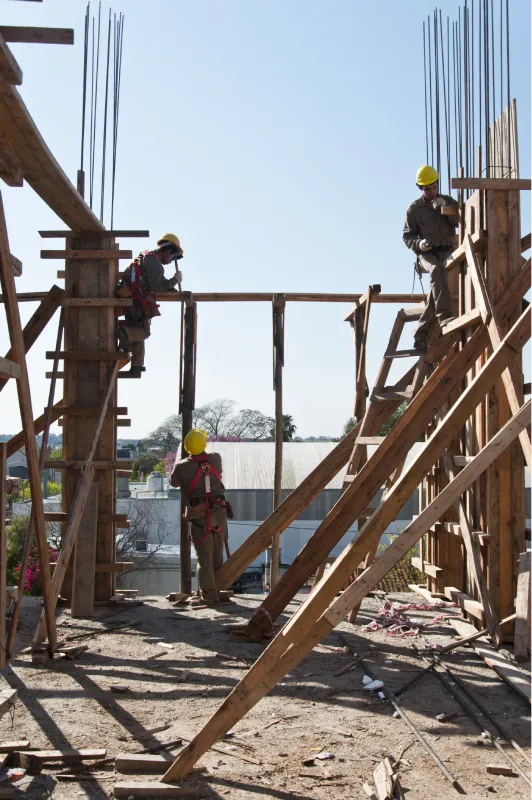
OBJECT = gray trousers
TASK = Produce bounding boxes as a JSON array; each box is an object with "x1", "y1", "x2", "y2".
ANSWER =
[
  {"x1": 191, "y1": 521, "x2": 226, "y2": 604},
  {"x1": 415, "y1": 252, "x2": 453, "y2": 342},
  {"x1": 121, "y1": 319, "x2": 151, "y2": 367}
]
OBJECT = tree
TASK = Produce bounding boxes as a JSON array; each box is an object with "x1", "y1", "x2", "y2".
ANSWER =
[
  {"x1": 144, "y1": 415, "x2": 181, "y2": 454},
  {"x1": 342, "y1": 417, "x2": 357, "y2": 437},
  {"x1": 270, "y1": 414, "x2": 297, "y2": 442},
  {"x1": 115, "y1": 498, "x2": 173, "y2": 579},
  {"x1": 377, "y1": 402, "x2": 407, "y2": 436},
  {"x1": 131, "y1": 452, "x2": 160, "y2": 481},
  {"x1": 49, "y1": 446, "x2": 63, "y2": 461},
  {"x1": 230, "y1": 408, "x2": 274, "y2": 441}
]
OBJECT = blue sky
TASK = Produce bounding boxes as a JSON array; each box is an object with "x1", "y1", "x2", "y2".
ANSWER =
[{"x1": 0, "y1": 0, "x2": 530, "y2": 440}]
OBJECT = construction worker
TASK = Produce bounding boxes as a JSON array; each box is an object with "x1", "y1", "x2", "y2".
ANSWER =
[
  {"x1": 403, "y1": 166, "x2": 459, "y2": 351},
  {"x1": 116, "y1": 234, "x2": 183, "y2": 377},
  {"x1": 169, "y1": 429, "x2": 233, "y2": 607}
]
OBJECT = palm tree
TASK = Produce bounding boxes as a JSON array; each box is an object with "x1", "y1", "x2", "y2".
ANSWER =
[{"x1": 270, "y1": 414, "x2": 297, "y2": 442}]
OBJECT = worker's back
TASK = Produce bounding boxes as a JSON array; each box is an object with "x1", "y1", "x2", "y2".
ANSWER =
[{"x1": 170, "y1": 452, "x2": 225, "y2": 500}]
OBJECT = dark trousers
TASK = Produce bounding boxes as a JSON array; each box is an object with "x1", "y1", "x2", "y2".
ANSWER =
[{"x1": 415, "y1": 252, "x2": 453, "y2": 342}]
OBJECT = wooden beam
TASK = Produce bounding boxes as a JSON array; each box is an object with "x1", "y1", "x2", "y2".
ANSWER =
[
  {"x1": 40, "y1": 249, "x2": 132, "y2": 259},
  {"x1": 271, "y1": 295, "x2": 285, "y2": 588},
  {"x1": 46, "y1": 350, "x2": 123, "y2": 360},
  {"x1": 521, "y1": 233, "x2": 531, "y2": 252},
  {"x1": 0, "y1": 191, "x2": 56, "y2": 651},
  {"x1": 449, "y1": 618, "x2": 531, "y2": 704},
  {"x1": 439, "y1": 614, "x2": 515, "y2": 653},
  {"x1": 0, "y1": 27, "x2": 74, "y2": 44},
  {"x1": 71, "y1": 483, "x2": 98, "y2": 618},
  {"x1": 0, "y1": 32, "x2": 22, "y2": 84},
  {"x1": 33, "y1": 363, "x2": 120, "y2": 646},
  {"x1": 0, "y1": 285, "x2": 64, "y2": 394},
  {"x1": 440, "y1": 308, "x2": 482, "y2": 335},
  {"x1": 62, "y1": 298, "x2": 132, "y2": 307},
  {"x1": 0, "y1": 83, "x2": 103, "y2": 230},
  {"x1": 451, "y1": 178, "x2": 531, "y2": 191},
  {"x1": 215, "y1": 422, "x2": 362, "y2": 589},
  {"x1": 0, "y1": 356, "x2": 19, "y2": 380},
  {"x1": 514, "y1": 552, "x2": 531, "y2": 662},
  {"x1": 0, "y1": 147, "x2": 23, "y2": 187},
  {"x1": 443, "y1": 229, "x2": 487, "y2": 272},
  {"x1": 163, "y1": 401, "x2": 531, "y2": 781},
  {"x1": 179, "y1": 302, "x2": 196, "y2": 594},
  {"x1": 11, "y1": 253, "x2": 22, "y2": 276},
  {"x1": 39, "y1": 229, "x2": 149, "y2": 238}
]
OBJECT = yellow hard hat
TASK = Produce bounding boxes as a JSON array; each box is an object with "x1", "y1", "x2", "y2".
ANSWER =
[
  {"x1": 416, "y1": 165, "x2": 439, "y2": 186},
  {"x1": 157, "y1": 233, "x2": 183, "y2": 258},
  {"x1": 184, "y1": 429, "x2": 208, "y2": 456}
]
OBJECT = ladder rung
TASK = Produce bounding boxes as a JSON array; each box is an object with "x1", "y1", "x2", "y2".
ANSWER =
[
  {"x1": 371, "y1": 390, "x2": 414, "y2": 401},
  {"x1": 440, "y1": 308, "x2": 482, "y2": 335},
  {"x1": 400, "y1": 305, "x2": 425, "y2": 320},
  {"x1": 384, "y1": 349, "x2": 422, "y2": 359},
  {"x1": 355, "y1": 436, "x2": 385, "y2": 445}
]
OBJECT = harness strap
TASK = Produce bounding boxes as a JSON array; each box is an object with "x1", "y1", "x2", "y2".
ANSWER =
[{"x1": 186, "y1": 454, "x2": 223, "y2": 542}]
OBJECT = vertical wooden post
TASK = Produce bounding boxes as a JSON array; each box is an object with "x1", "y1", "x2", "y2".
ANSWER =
[
  {"x1": 271, "y1": 295, "x2": 285, "y2": 588},
  {"x1": 486, "y1": 188, "x2": 525, "y2": 623},
  {"x1": 0, "y1": 443, "x2": 6, "y2": 668},
  {"x1": 179, "y1": 296, "x2": 196, "y2": 595},
  {"x1": 71, "y1": 483, "x2": 98, "y2": 617},
  {"x1": 63, "y1": 234, "x2": 118, "y2": 604},
  {"x1": 0, "y1": 192, "x2": 56, "y2": 650}
]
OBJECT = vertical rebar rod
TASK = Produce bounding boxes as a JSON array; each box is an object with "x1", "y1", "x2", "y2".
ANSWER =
[
  {"x1": 505, "y1": 0, "x2": 510, "y2": 171},
  {"x1": 428, "y1": 15, "x2": 434, "y2": 165},
  {"x1": 88, "y1": 17, "x2": 95, "y2": 207},
  {"x1": 490, "y1": 0, "x2": 496, "y2": 175},
  {"x1": 100, "y1": 9, "x2": 112, "y2": 224},
  {"x1": 80, "y1": 3, "x2": 89, "y2": 173},
  {"x1": 423, "y1": 21, "x2": 429, "y2": 165},
  {"x1": 434, "y1": 10, "x2": 441, "y2": 176},
  {"x1": 440, "y1": 10, "x2": 451, "y2": 193}
]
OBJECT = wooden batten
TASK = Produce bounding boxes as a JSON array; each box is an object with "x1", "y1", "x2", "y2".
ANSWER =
[
  {"x1": 41, "y1": 249, "x2": 132, "y2": 260},
  {"x1": 0, "y1": 27, "x2": 74, "y2": 45}
]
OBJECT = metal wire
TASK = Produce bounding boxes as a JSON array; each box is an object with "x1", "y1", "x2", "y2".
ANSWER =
[
  {"x1": 100, "y1": 9, "x2": 112, "y2": 222},
  {"x1": 423, "y1": 21, "x2": 429, "y2": 164},
  {"x1": 80, "y1": 3, "x2": 89, "y2": 173}
]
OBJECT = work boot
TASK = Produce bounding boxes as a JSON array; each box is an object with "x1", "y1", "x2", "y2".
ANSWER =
[
  {"x1": 438, "y1": 313, "x2": 456, "y2": 327},
  {"x1": 116, "y1": 326, "x2": 131, "y2": 352},
  {"x1": 127, "y1": 366, "x2": 143, "y2": 378}
]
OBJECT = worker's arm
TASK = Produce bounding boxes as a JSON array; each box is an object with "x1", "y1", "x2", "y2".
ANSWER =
[
  {"x1": 169, "y1": 459, "x2": 182, "y2": 488},
  {"x1": 402, "y1": 204, "x2": 423, "y2": 255},
  {"x1": 143, "y1": 253, "x2": 180, "y2": 293}
]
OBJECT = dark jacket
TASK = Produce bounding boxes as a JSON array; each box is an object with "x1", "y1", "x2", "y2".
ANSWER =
[
  {"x1": 403, "y1": 195, "x2": 459, "y2": 255},
  {"x1": 170, "y1": 452, "x2": 226, "y2": 527}
]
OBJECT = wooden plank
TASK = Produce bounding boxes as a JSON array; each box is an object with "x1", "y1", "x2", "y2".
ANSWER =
[
  {"x1": 0, "y1": 191, "x2": 56, "y2": 650},
  {"x1": 0, "y1": 148, "x2": 23, "y2": 187},
  {"x1": 33, "y1": 363, "x2": 120, "y2": 646},
  {"x1": 356, "y1": 436, "x2": 385, "y2": 445},
  {"x1": 114, "y1": 784, "x2": 199, "y2": 799},
  {"x1": 384, "y1": 349, "x2": 420, "y2": 359},
  {"x1": 0, "y1": 285, "x2": 63, "y2": 394},
  {"x1": 439, "y1": 614, "x2": 516, "y2": 654},
  {"x1": 452, "y1": 178, "x2": 531, "y2": 190},
  {"x1": 411, "y1": 557, "x2": 442, "y2": 578},
  {"x1": 94, "y1": 562, "x2": 133, "y2": 573},
  {"x1": 40, "y1": 229, "x2": 149, "y2": 238},
  {"x1": 71, "y1": 483, "x2": 98, "y2": 618},
  {"x1": 440, "y1": 308, "x2": 482, "y2": 335},
  {"x1": 443, "y1": 229, "x2": 487, "y2": 272},
  {"x1": 443, "y1": 587, "x2": 485, "y2": 620},
  {"x1": 45, "y1": 350, "x2": 123, "y2": 360},
  {"x1": 62, "y1": 298, "x2": 132, "y2": 307},
  {"x1": 0, "y1": 444, "x2": 6, "y2": 667},
  {"x1": 41, "y1": 250, "x2": 131, "y2": 259},
  {"x1": 10, "y1": 253, "x2": 22, "y2": 276},
  {"x1": 0, "y1": 357, "x2": 19, "y2": 380},
  {"x1": 449, "y1": 618, "x2": 531, "y2": 704},
  {"x1": 442, "y1": 451, "x2": 500, "y2": 641},
  {"x1": 20, "y1": 749, "x2": 106, "y2": 764},
  {"x1": 0, "y1": 27, "x2": 74, "y2": 45},
  {"x1": 215, "y1": 421, "x2": 362, "y2": 588},
  {"x1": 0, "y1": 741, "x2": 30, "y2": 753},
  {"x1": 115, "y1": 754, "x2": 174, "y2": 772},
  {"x1": 164, "y1": 401, "x2": 531, "y2": 781},
  {"x1": 521, "y1": 233, "x2": 531, "y2": 252},
  {"x1": 514, "y1": 552, "x2": 531, "y2": 662},
  {"x1": 271, "y1": 296, "x2": 285, "y2": 588},
  {"x1": 0, "y1": 33, "x2": 22, "y2": 84}
]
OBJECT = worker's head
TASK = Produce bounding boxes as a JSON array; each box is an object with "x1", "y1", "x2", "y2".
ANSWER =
[
  {"x1": 184, "y1": 429, "x2": 208, "y2": 456},
  {"x1": 416, "y1": 165, "x2": 439, "y2": 200},
  {"x1": 157, "y1": 233, "x2": 184, "y2": 265}
]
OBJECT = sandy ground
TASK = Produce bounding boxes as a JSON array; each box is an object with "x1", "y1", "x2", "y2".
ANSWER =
[{"x1": 0, "y1": 591, "x2": 529, "y2": 799}]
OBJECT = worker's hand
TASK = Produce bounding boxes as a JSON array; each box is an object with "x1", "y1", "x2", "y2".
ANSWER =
[
  {"x1": 432, "y1": 196, "x2": 447, "y2": 209},
  {"x1": 419, "y1": 239, "x2": 433, "y2": 252},
  {"x1": 174, "y1": 269, "x2": 183, "y2": 284}
]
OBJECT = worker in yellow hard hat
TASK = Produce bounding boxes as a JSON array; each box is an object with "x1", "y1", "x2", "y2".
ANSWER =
[
  {"x1": 115, "y1": 233, "x2": 184, "y2": 378},
  {"x1": 170, "y1": 429, "x2": 234, "y2": 607},
  {"x1": 403, "y1": 166, "x2": 459, "y2": 352}
]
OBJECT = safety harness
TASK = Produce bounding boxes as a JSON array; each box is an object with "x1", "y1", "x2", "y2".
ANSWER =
[
  {"x1": 186, "y1": 454, "x2": 226, "y2": 547},
  {"x1": 115, "y1": 250, "x2": 161, "y2": 322}
]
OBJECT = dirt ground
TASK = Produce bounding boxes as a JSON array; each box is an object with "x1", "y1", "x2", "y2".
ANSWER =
[{"x1": 0, "y1": 591, "x2": 529, "y2": 799}]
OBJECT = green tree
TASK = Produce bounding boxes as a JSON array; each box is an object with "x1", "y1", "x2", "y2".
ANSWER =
[
  {"x1": 153, "y1": 460, "x2": 167, "y2": 476},
  {"x1": 269, "y1": 414, "x2": 297, "y2": 442},
  {"x1": 342, "y1": 417, "x2": 357, "y2": 437},
  {"x1": 377, "y1": 402, "x2": 407, "y2": 436},
  {"x1": 131, "y1": 452, "x2": 160, "y2": 481},
  {"x1": 49, "y1": 446, "x2": 63, "y2": 461}
]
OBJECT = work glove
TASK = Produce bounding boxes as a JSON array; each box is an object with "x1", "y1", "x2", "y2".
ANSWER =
[
  {"x1": 174, "y1": 269, "x2": 183, "y2": 284},
  {"x1": 432, "y1": 196, "x2": 447, "y2": 209},
  {"x1": 419, "y1": 239, "x2": 433, "y2": 252}
]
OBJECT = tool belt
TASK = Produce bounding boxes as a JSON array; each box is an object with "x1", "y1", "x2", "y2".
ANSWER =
[{"x1": 183, "y1": 496, "x2": 233, "y2": 522}]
